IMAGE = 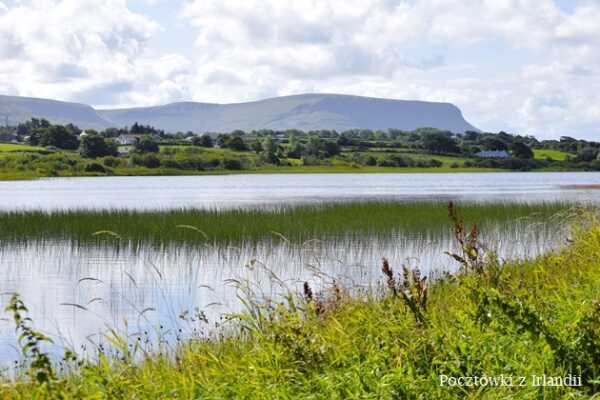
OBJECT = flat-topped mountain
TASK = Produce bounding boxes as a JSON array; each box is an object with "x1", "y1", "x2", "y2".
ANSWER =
[{"x1": 0, "y1": 93, "x2": 478, "y2": 133}]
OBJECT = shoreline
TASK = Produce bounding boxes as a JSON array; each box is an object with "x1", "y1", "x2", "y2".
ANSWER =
[{"x1": 0, "y1": 165, "x2": 593, "y2": 182}]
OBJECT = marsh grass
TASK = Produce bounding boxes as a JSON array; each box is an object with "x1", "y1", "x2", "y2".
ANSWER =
[
  {"x1": 1, "y1": 207, "x2": 599, "y2": 398},
  {"x1": 0, "y1": 201, "x2": 570, "y2": 246}
]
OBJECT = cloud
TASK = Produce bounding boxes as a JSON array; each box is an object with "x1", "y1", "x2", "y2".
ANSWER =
[
  {"x1": 177, "y1": 0, "x2": 600, "y2": 139},
  {"x1": 1, "y1": 0, "x2": 600, "y2": 138},
  {"x1": 0, "y1": 0, "x2": 192, "y2": 107}
]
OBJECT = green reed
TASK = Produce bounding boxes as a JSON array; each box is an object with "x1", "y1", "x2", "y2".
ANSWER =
[{"x1": 0, "y1": 201, "x2": 569, "y2": 246}]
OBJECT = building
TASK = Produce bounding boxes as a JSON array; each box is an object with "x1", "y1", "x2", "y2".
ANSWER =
[
  {"x1": 116, "y1": 134, "x2": 137, "y2": 145},
  {"x1": 475, "y1": 150, "x2": 510, "y2": 158}
]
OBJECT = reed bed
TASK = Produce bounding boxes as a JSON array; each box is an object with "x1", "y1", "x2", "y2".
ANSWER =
[
  {"x1": 1, "y1": 209, "x2": 599, "y2": 398},
  {"x1": 0, "y1": 201, "x2": 569, "y2": 246}
]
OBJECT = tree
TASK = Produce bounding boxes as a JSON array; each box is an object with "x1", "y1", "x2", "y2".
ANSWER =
[
  {"x1": 577, "y1": 147, "x2": 599, "y2": 162},
  {"x1": 481, "y1": 137, "x2": 509, "y2": 151},
  {"x1": 80, "y1": 134, "x2": 118, "y2": 158},
  {"x1": 261, "y1": 136, "x2": 280, "y2": 165},
  {"x1": 464, "y1": 131, "x2": 480, "y2": 141},
  {"x1": 251, "y1": 140, "x2": 263, "y2": 153},
  {"x1": 37, "y1": 125, "x2": 80, "y2": 149},
  {"x1": 134, "y1": 135, "x2": 159, "y2": 153},
  {"x1": 287, "y1": 135, "x2": 305, "y2": 158},
  {"x1": 511, "y1": 142, "x2": 534, "y2": 159},
  {"x1": 322, "y1": 141, "x2": 341, "y2": 157},
  {"x1": 226, "y1": 135, "x2": 248, "y2": 151},
  {"x1": 306, "y1": 135, "x2": 323, "y2": 157},
  {"x1": 191, "y1": 135, "x2": 214, "y2": 148},
  {"x1": 421, "y1": 131, "x2": 460, "y2": 154}
]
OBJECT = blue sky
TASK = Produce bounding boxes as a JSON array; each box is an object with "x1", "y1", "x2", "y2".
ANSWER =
[{"x1": 0, "y1": 0, "x2": 599, "y2": 139}]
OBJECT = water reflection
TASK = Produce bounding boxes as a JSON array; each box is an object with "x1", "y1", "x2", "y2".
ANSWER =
[{"x1": 0, "y1": 220, "x2": 566, "y2": 365}]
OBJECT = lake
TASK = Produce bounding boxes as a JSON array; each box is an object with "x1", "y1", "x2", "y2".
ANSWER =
[
  {"x1": 0, "y1": 172, "x2": 599, "y2": 211},
  {"x1": 0, "y1": 172, "x2": 596, "y2": 366}
]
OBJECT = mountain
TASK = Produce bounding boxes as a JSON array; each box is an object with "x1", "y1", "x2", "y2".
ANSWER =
[
  {"x1": 0, "y1": 95, "x2": 111, "y2": 130},
  {"x1": 0, "y1": 93, "x2": 478, "y2": 133}
]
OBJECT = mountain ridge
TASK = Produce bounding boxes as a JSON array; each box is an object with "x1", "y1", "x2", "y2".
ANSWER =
[{"x1": 0, "y1": 93, "x2": 479, "y2": 133}]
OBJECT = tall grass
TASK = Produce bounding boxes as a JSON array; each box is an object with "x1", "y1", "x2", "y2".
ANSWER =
[
  {"x1": 0, "y1": 201, "x2": 569, "y2": 246},
  {"x1": 1, "y1": 208, "x2": 599, "y2": 398}
]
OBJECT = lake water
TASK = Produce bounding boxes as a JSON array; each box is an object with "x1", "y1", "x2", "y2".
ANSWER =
[
  {"x1": 0, "y1": 172, "x2": 596, "y2": 366},
  {"x1": 0, "y1": 172, "x2": 599, "y2": 210}
]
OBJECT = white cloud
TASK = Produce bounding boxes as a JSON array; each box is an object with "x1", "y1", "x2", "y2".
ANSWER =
[
  {"x1": 177, "y1": 0, "x2": 600, "y2": 139},
  {"x1": 0, "y1": 0, "x2": 192, "y2": 107},
  {"x1": 2, "y1": 0, "x2": 600, "y2": 138}
]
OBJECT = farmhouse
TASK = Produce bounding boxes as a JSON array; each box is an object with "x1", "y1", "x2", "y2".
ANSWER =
[{"x1": 475, "y1": 150, "x2": 510, "y2": 158}]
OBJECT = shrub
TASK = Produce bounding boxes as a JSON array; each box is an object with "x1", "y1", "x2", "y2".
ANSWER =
[
  {"x1": 221, "y1": 159, "x2": 243, "y2": 170},
  {"x1": 80, "y1": 134, "x2": 118, "y2": 158},
  {"x1": 192, "y1": 135, "x2": 214, "y2": 148},
  {"x1": 161, "y1": 159, "x2": 182, "y2": 169},
  {"x1": 102, "y1": 156, "x2": 122, "y2": 168},
  {"x1": 377, "y1": 154, "x2": 415, "y2": 167},
  {"x1": 141, "y1": 154, "x2": 161, "y2": 168},
  {"x1": 202, "y1": 158, "x2": 220, "y2": 169},
  {"x1": 134, "y1": 136, "x2": 159, "y2": 153},
  {"x1": 84, "y1": 162, "x2": 107, "y2": 173},
  {"x1": 364, "y1": 155, "x2": 378, "y2": 166}
]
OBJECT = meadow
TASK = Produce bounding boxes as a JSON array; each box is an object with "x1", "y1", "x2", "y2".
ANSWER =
[
  {"x1": 0, "y1": 143, "x2": 46, "y2": 153},
  {"x1": 533, "y1": 149, "x2": 573, "y2": 161},
  {"x1": 0, "y1": 201, "x2": 569, "y2": 246},
  {"x1": 0, "y1": 204, "x2": 598, "y2": 398}
]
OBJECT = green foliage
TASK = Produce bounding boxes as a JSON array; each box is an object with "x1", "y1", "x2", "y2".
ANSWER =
[
  {"x1": 191, "y1": 134, "x2": 214, "y2": 148},
  {"x1": 5, "y1": 294, "x2": 55, "y2": 386},
  {"x1": 420, "y1": 129, "x2": 460, "y2": 154},
  {"x1": 0, "y1": 201, "x2": 567, "y2": 246},
  {"x1": 511, "y1": 142, "x2": 534, "y2": 159},
  {"x1": 217, "y1": 133, "x2": 248, "y2": 151},
  {"x1": 84, "y1": 162, "x2": 108, "y2": 173},
  {"x1": 221, "y1": 158, "x2": 243, "y2": 170},
  {"x1": 80, "y1": 134, "x2": 118, "y2": 158},
  {"x1": 576, "y1": 147, "x2": 599, "y2": 162},
  {"x1": 133, "y1": 135, "x2": 159, "y2": 153},
  {"x1": 30, "y1": 124, "x2": 80, "y2": 150},
  {"x1": 4, "y1": 210, "x2": 600, "y2": 398}
]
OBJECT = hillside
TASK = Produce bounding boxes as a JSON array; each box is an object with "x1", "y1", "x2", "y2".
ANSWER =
[
  {"x1": 0, "y1": 93, "x2": 478, "y2": 133},
  {"x1": 98, "y1": 94, "x2": 478, "y2": 133},
  {"x1": 0, "y1": 95, "x2": 111, "y2": 130}
]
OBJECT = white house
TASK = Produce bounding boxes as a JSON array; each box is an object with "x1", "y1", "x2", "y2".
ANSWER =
[
  {"x1": 475, "y1": 150, "x2": 510, "y2": 158},
  {"x1": 116, "y1": 134, "x2": 138, "y2": 145}
]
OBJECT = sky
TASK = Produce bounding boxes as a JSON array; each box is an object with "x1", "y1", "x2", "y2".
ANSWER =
[{"x1": 0, "y1": 0, "x2": 599, "y2": 139}]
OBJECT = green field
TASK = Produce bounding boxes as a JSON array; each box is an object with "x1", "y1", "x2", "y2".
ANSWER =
[
  {"x1": 356, "y1": 148, "x2": 471, "y2": 167},
  {"x1": 0, "y1": 201, "x2": 569, "y2": 245},
  {"x1": 0, "y1": 139, "x2": 591, "y2": 182},
  {"x1": 0, "y1": 142, "x2": 46, "y2": 152},
  {"x1": 533, "y1": 149, "x2": 572, "y2": 161},
  {"x1": 3, "y1": 210, "x2": 599, "y2": 398}
]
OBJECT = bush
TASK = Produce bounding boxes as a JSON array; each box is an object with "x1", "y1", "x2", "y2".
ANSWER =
[
  {"x1": 80, "y1": 134, "x2": 118, "y2": 158},
  {"x1": 161, "y1": 159, "x2": 182, "y2": 169},
  {"x1": 192, "y1": 135, "x2": 214, "y2": 148},
  {"x1": 84, "y1": 162, "x2": 107, "y2": 173},
  {"x1": 364, "y1": 156, "x2": 377, "y2": 166},
  {"x1": 221, "y1": 159, "x2": 243, "y2": 170},
  {"x1": 377, "y1": 155, "x2": 415, "y2": 167},
  {"x1": 134, "y1": 136, "x2": 159, "y2": 153},
  {"x1": 203, "y1": 158, "x2": 220, "y2": 169},
  {"x1": 102, "y1": 156, "x2": 122, "y2": 168},
  {"x1": 429, "y1": 159, "x2": 443, "y2": 168},
  {"x1": 302, "y1": 156, "x2": 330, "y2": 166},
  {"x1": 141, "y1": 154, "x2": 161, "y2": 168}
]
